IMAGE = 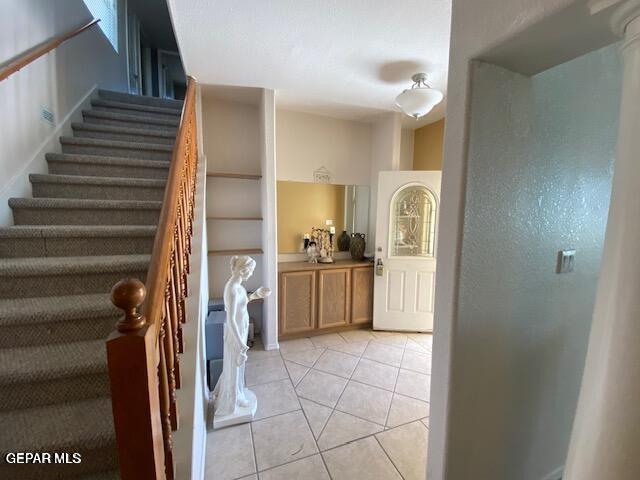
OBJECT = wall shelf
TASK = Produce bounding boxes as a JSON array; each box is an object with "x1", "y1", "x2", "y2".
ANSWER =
[
  {"x1": 207, "y1": 216, "x2": 263, "y2": 221},
  {"x1": 208, "y1": 248, "x2": 264, "y2": 256},
  {"x1": 207, "y1": 172, "x2": 262, "y2": 180}
]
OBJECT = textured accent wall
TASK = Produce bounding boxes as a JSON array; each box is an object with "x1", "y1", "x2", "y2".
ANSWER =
[
  {"x1": 413, "y1": 119, "x2": 444, "y2": 170},
  {"x1": 447, "y1": 44, "x2": 621, "y2": 480},
  {"x1": 277, "y1": 181, "x2": 345, "y2": 253}
]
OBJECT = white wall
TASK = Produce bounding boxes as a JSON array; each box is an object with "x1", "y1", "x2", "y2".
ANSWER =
[
  {"x1": 432, "y1": 0, "x2": 622, "y2": 478},
  {"x1": 276, "y1": 109, "x2": 372, "y2": 185},
  {"x1": 260, "y1": 89, "x2": 279, "y2": 350},
  {"x1": 432, "y1": 2, "x2": 581, "y2": 477},
  {"x1": 201, "y1": 97, "x2": 261, "y2": 175},
  {"x1": 368, "y1": 112, "x2": 401, "y2": 248},
  {"x1": 399, "y1": 128, "x2": 415, "y2": 171},
  {"x1": 0, "y1": 0, "x2": 128, "y2": 225}
]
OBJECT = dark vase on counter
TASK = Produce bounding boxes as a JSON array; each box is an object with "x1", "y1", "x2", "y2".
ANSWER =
[
  {"x1": 337, "y1": 230, "x2": 351, "y2": 251},
  {"x1": 350, "y1": 233, "x2": 366, "y2": 260}
]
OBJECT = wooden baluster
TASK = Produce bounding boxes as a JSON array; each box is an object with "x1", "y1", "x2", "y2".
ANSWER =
[
  {"x1": 173, "y1": 222, "x2": 186, "y2": 323},
  {"x1": 175, "y1": 214, "x2": 188, "y2": 320},
  {"x1": 169, "y1": 251, "x2": 184, "y2": 357},
  {"x1": 163, "y1": 278, "x2": 179, "y2": 431},
  {"x1": 157, "y1": 319, "x2": 175, "y2": 480},
  {"x1": 107, "y1": 279, "x2": 166, "y2": 480},
  {"x1": 180, "y1": 185, "x2": 192, "y2": 271}
]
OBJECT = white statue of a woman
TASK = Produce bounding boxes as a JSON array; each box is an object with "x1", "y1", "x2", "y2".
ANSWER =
[{"x1": 212, "y1": 255, "x2": 271, "y2": 429}]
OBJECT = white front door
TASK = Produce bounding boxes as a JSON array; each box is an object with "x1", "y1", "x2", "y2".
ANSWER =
[{"x1": 373, "y1": 171, "x2": 441, "y2": 332}]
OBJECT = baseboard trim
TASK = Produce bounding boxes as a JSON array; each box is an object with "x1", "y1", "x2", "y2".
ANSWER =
[
  {"x1": 541, "y1": 465, "x2": 564, "y2": 480},
  {"x1": 0, "y1": 83, "x2": 98, "y2": 226}
]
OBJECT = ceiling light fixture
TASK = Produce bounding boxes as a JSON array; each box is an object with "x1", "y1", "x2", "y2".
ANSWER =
[{"x1": 395, "y1": 73, "x2": 443, "y2": 120}]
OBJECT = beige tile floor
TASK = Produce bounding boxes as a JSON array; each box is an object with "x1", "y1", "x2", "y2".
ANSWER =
[{"x1": 205, "y1": 329, "x2": 432, "y2": 480}]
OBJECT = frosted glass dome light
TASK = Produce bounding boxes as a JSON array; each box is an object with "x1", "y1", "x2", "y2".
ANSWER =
[{"x1": 395, "y1": 73, "x2": 443, "y2": 120}]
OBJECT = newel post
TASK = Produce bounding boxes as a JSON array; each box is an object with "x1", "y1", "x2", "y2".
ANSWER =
[{"x1": 107, "y1": 278, "x2": 166, "y2": 480}]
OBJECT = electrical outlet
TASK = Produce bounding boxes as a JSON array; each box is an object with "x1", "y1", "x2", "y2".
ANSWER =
[
  {"x1": 41, "y1": 105, "x2": 54, "y2": 125},
  {"x1": 557, "y1": 249, "x2": 576, "y2": 274}
]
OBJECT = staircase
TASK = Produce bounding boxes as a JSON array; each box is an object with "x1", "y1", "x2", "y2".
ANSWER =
[{"x1": 0, "y1": 90, "x2": 183, "y2": 479}]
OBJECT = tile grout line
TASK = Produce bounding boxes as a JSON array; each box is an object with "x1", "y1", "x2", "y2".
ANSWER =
[
  {"x1": 384, "y1": 344, "x2": 407, "y2": 428},
  {"x1": 248, "y1": 421, "x2": 260, "y2": 479},
  {"x1": 243, "y1": 346, "x2": 326, "y2": 477},
  {"x1": 314, "y1": 336, "x2": 379, "y2": 446},
  {"x1": 313, "y1": 338, "x2": 369, "y2": 441},
  {"x1": 373, "y1": 433, "x2": 406, "y2": 480}
]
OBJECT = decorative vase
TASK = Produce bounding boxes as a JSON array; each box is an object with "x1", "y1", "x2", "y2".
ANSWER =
[
  {"x1": 350, "y1": 233, "x2": 366, "y2": 261},
  {"x1": 337, "y1": 231, "x2": 351, "y2": 251}
]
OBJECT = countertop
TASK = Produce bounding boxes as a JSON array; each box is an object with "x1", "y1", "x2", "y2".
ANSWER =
[{"x1": 278, "y1": 259, "x2": 374, "y2": 273}]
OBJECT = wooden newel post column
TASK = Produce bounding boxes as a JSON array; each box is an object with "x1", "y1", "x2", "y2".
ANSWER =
[{"x1": 107, "y1": 278, "x2": 167, "y2": 480}]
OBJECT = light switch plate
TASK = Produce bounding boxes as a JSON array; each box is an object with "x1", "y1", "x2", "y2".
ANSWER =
[{"x1": 557, "y1": 249, "x2": 576, "y2": 274}]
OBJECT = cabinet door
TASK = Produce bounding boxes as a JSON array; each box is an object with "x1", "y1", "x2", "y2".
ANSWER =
[
  {"x1": 351, "y1": 266, "x2": 374, "y2": 324},
  {"x1": 279, "y1": 271, "x2": 316, "y2": 335},
  {"x1": 317, "y1": 268, "x2": 351, "y2": 329}
]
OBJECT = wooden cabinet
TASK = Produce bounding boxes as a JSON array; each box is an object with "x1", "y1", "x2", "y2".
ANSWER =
[
  {"x1": 351, "y1": 266, "x2": 374, "y2": 324},
  {"x1": 279, "y1": 270, "x2": 316, "y2": 335},
  {"x1": 318, "y1": 268, "x2": 351, "y2": 328},
  {"x1": 278, "y1": 261, "x2": 373, "y2": 338}
]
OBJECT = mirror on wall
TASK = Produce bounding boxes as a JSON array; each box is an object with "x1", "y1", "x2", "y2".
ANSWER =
[{"x1": 277, "y1": 181, "x2": 370, "y2": 253}]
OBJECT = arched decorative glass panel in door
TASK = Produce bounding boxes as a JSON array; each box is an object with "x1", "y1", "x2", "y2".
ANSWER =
[{"x1": 390, "y1": 184, "x2": 437, "y2": 257}]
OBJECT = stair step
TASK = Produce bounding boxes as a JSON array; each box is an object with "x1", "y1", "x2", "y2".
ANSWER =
[
  {"x1": 0, "y1": 397, "x2": 117, "y2": 479},
  {"x1": 0, "y1": 225, "x2": 156, "y2": 258},
  {"x1": 30, "y1": 173, "x2": 166, "y2": 201},
  {"x1": 61, "y1": 136, "x2": 173, "y2": 161},
  {"x1": 9, "y1": 197, "x2": 161, "y2": 225},
  {"x1": 91, "y1": 98, "x2": 182, "y2": 119},
  {"x1": 46, "y1": 153, "x2": 170, "y2": 179},
  {"x1": 99, "y1": 88, "x2": 183, "y2": 109},
  {"x1": 72, "y1": 122, "x2": 176, "y2": 145},
  {"x1": 0, "y1": 254, "x2": 150, "y2": 299},
  {"x1": 0, "y1": 339, "x2": 109, "y2": 410},
  {"x1": 0, "y1": 293, "x2": 118, "y2": 348},
  {"x1": 83, "y1": 109, "x2": 179, "y2": 131}
]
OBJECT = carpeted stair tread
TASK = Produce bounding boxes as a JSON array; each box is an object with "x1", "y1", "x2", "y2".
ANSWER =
[
  {"x1": 30, "y1": 173, "x2": 166, "y2": 188},
  {"x1": 99, "y1": 88, "x2": 183, "y2": 109},
  {"x1": 0, "y1": 225, "x2": 157, "y2": 258},
  {"x1": 0, "y1": 293, "x2": 115, "y2": 326},
  {"x1": 0, "y1": 253, "x2": 150, "y2": 277},
  {"x1": 9, "y1": 197, "x2": 162, "y2": 210},
  {"x1": 0, "y1": 224, "x2": 156, "y2": 239},
  {"x1": 46, "y1": 153, "x2": 170, "y2": 179},
  {"x1": 83, "y1": 109, "x2": 180, "y2": 128},
  {"x1": 72, "y1": 122, "x2": 177, "y2": 144},
  {"x1": 0, "y1": 396, "x2": 115, "y2": 452},
  {"x1": 0, "y1": 339, "x2": 106, "y2": 385},
  {"x1": 91, "y1": 98, "x2": 182, "y2": 117},
  {"x1": 60, "y1": 136, "x2": 174, "y2": 153}
]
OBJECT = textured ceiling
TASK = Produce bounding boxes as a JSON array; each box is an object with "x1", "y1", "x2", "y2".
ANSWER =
[{"x1": 167, "y1": 0, "x2": 451, "y2": 127}]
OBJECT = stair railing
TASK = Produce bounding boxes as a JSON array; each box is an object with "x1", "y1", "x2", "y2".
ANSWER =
[{"x1": 107, "y1": 76, "x2": 198, "y2": 480}]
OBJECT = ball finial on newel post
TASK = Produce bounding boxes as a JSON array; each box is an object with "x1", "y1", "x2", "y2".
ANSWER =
[{"x1": 111, "y1": 278, "x2": 147, "y2": 332}]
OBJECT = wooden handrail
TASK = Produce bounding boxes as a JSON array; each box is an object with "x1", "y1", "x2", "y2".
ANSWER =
[
  {"x1": 0, "y1": 18, "x2": 100, "y2": 82},
  {"x1": 107, "y1": 76, "x2": 198, "y2": 480},
  {"x1": 145, "y1": 76, "x2": 197, "y2": 339}
]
